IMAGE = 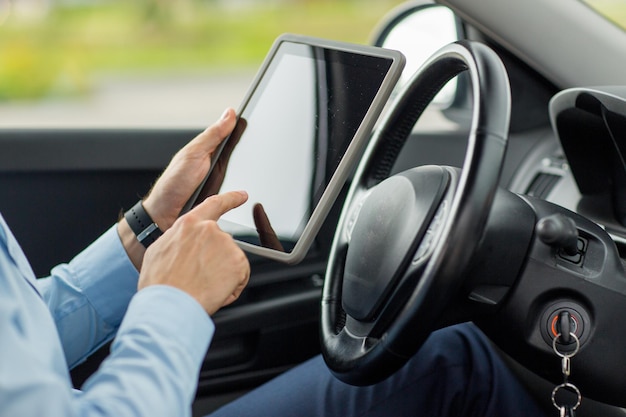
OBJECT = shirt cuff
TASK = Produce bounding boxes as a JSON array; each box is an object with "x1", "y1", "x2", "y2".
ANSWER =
[{"x1": 67, "y1": 225, "x2": 139, "y2": 327}]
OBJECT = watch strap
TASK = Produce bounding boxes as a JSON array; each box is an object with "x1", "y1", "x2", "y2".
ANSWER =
[{"x1": 124, "y1": 200, "x2": 163, "y2": 248}]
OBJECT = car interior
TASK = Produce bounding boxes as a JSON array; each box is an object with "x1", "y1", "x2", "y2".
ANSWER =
[{"x1": 2, "y1": 0, "x2": 626, "y2": 416}]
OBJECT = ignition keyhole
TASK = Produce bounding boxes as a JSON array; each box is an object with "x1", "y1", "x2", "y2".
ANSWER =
[
  {"x1": 541, "y1": 302, "x2": 589, "y2": 351},
  {"x1": 550, "y1": 310, "x2": 580, "y2": 343}
]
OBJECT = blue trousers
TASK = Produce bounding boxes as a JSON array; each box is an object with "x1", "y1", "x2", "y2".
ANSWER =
[{"x1": 208, "y1": 323, "x2": 548, "y2": 416}]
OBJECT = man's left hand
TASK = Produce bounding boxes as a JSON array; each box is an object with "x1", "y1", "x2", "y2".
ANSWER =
[{"x1": 142, "y1": 107, "x2": 237, "y2": 231}]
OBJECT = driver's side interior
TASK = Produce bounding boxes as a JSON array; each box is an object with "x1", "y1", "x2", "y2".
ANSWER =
[
  {"x1": 371, "y1": 3, "x2": 626, "y2": 417},
  {"x1": 2, "y1": 1, "x2": 626, "y2": 416}
]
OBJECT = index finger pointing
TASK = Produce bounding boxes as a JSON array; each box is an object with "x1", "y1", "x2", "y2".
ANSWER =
[{"x1": 196, "y1": 190, "x2": 249, "y2": 221}]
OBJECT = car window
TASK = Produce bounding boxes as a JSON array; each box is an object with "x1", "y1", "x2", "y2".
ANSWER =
[
  {"x1": 579, "y1": 0, "x2": 626, "y2": 29},
  {"x1": 376, "y1": 5, "x2": 468, "y2": 133},
  {"x1": 0, "y1": 0, "x2": 404, "y2": 129}
]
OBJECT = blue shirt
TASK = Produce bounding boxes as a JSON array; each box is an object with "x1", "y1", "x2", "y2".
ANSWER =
[{"x1": 0, "y1": 213, "x2": 215, "y2": 416}]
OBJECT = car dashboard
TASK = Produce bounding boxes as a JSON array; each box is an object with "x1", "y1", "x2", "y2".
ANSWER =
[{"x1": 483, "y1": 86, "x2": 626, "y2": 408}]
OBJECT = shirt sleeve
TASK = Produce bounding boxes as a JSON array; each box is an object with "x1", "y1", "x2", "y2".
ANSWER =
[
  {"x1": 35, "y1": 225, "x2": 140, "y2": 368},
  {"x1": 77, "y1": 285, "x2": 214, "y2": 417},
  {"x1": 0, "y1": 279, "x2": 213, "y2": 417},
  {"x1": 1, "y1": 214, "x2": 215, "y2": 417}
]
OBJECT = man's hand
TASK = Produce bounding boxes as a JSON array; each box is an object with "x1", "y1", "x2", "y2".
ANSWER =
[
  {"x1": 143, "y1": 108, "x2": 237, "y2": 231},
  {"x1": 138, "y1": 191, "x2": 250, "y2": 315},
  {"x1": 118, "y1": 108, "x2": 237, "y2": 270}
]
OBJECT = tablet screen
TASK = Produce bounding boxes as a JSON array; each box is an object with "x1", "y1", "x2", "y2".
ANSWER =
[{"x1": 186, "y1": 35, "x2": 404, "y2": 263}]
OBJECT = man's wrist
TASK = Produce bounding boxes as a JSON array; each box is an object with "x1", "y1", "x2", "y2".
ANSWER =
[
  {"x1": 124, "y1": 201, "x2": 163, "y2": 249},
  {"x1": 117, "y1": 218, "x2": 145, "y2": 271}
]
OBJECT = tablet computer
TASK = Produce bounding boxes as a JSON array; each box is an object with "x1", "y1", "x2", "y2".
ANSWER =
[{"x1": 183, "y1": 33, "x2": 405, "y2": 264}]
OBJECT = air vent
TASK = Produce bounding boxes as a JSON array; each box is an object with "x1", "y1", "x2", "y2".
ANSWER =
[{"x1": 526, "y1": 173, "x2": 561, "y2": 199}]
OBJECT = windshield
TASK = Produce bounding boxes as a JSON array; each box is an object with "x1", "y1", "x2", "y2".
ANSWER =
[{"x1": 580, "y1": 0, "x2": 626, "y2": 30}]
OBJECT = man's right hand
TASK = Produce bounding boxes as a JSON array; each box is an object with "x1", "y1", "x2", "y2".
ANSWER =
[{"x1": 138, "y1": 190, "x2": 250, "y2": 315}]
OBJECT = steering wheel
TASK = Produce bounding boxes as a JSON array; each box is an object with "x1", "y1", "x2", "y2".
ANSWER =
[{"x1": 320, "y1": 41, "x2": 512, "y2": 385}]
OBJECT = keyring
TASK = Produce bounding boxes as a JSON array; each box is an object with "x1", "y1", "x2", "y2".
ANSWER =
[
  {"x1": 551, "y1": 382, "x2": 581, "y2": 411},
  {"x1": 552, "y1": 332, "x2": 580, "y2": 358}
]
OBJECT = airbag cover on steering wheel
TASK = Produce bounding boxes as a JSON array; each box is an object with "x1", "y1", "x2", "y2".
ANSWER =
[{"x1": 343, "y1": 166, "x2": 450, "y2": 321}]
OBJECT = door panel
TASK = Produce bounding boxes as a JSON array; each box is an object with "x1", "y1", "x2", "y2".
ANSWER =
[{"x1": 0, "y1": 129, "x2": 193, "y2": 276}]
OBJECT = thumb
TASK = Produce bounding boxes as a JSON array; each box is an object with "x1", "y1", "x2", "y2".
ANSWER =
[{"x1": 189, "y1": 108, "x2": 237, "y2": 155}]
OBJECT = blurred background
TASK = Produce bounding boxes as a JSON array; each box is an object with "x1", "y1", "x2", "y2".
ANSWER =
[{"x1": 0, "y1": 0, "x2": 404, "y2": 127}]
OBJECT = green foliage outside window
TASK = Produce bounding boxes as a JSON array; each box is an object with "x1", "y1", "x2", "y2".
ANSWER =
[{"x1": 0, "y1": 0, "x2": 403, "y2": 100}]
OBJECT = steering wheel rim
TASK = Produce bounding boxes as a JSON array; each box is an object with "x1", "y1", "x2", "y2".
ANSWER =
[{"x1": 321, "y1": 40, "x2": 512, "y2": 386}]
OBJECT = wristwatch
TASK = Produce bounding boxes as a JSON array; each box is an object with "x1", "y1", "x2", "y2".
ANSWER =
[{"x1": 124, "y1": 200, "x2": 163, "y2": 248}]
